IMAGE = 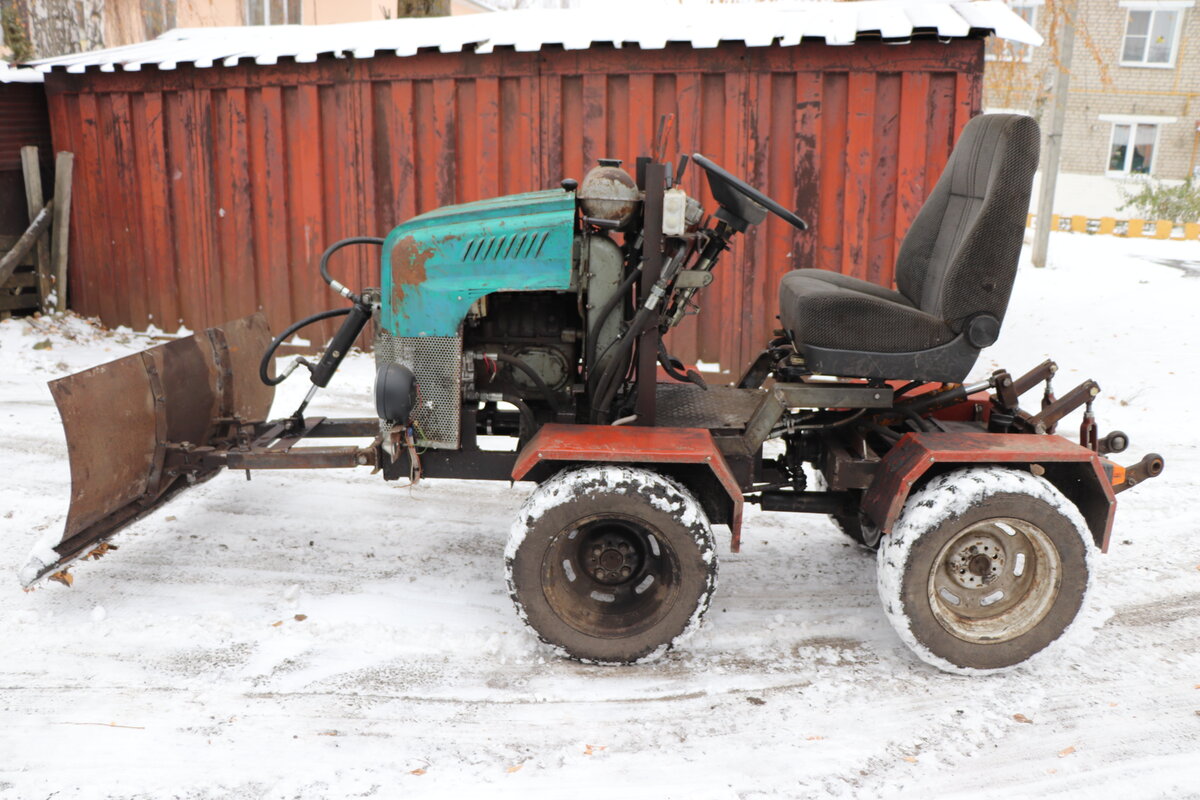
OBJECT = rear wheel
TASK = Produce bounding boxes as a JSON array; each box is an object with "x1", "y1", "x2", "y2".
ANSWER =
[
  {"x1": 830, "y1": 507, "x2": 881, "y2": 550},
  {"x1": 506, "y1": 466, "x2": 718, "y2": 663},
  {"x1": 876, "y1": 466, "x2": 1094, "y2": 673}
]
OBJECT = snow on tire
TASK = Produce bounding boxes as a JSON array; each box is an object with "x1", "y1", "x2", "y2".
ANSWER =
[
  {"x1": 876, "y1": 466, "x2": 1095, "y2": 674},
  {"x1": 505, "y1": 466, "x2": 718, "y2": 664}
]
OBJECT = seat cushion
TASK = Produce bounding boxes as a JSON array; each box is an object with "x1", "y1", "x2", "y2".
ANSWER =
[{"x1": 778, "y1": 270, "x2": 956, "y2": 354}]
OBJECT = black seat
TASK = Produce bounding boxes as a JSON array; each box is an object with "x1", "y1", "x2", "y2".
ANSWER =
[{"x1": 778, "y1": 113, "x2": 1040, "y2": 383}]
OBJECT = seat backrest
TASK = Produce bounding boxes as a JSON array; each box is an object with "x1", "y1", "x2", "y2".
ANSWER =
[{"x1": 893, "y1": 114, "x2": 1040, "y2": 334}]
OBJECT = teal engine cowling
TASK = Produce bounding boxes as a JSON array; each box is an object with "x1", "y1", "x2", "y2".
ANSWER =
[{"x1": 374, "y1": 188, "x2": 625, "y2": 449}]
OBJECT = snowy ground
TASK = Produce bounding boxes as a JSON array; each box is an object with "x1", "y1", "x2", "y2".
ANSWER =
[{"x1": 1, "y1": 232, "x2": 1197, "y2": 799}]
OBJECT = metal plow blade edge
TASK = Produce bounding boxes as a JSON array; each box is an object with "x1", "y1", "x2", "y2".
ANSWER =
[{"x1": 20, "y1": 314, "x2": 275, "y2": 588}]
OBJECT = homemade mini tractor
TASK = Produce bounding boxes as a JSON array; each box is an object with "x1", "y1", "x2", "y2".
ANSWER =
[{"x1": 29, "y1": 113, "x2": 1164, "y2": 673}]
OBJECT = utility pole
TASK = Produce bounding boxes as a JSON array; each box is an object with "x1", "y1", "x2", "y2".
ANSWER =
[{"x1": 1032, "y1": 1, "x2": 1077, "y2": 268}]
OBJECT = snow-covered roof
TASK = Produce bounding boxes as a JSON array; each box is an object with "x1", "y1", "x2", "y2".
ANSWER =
[
  {"x1": 0, "y1": 62, "x2": 44, "y2": 83},
  {"x1": 28, "y1": 0, "x2": 1040, "y2": 76}
]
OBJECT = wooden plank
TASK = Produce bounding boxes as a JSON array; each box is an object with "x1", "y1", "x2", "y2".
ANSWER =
[
  {"x1": 50, "y1": 151, "x2": 74, "y2": 312},
  {"x1": 0, "y1": 292, "x2": 41, "y2": 312},
  {"x1": 1184, "y1": 222, "x2": 1200, "y2": 240},
  {"x1": 1070, "y1": 214, "x2": 1087, "y2": 233},
  {"x1": 0, "y1": 202, "x2": 52, "y2": 286},
  {"x1": 21, "y1": 146, "x2": 52, "y2": 307},
  {"x1": 3, "y1": 269, "x2": 38, "y2": 288},
  {"x1": 1098, "y1": 217, "x2": 1116, "y2": 235}
]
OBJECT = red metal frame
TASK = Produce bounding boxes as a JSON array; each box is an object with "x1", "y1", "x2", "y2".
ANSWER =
[
  {"x1": 862, "y1": 432, "x2": 1117, "y2": 551},
  {"x1": 512, "y1": 423, "x2": 745, "y2": 550}
]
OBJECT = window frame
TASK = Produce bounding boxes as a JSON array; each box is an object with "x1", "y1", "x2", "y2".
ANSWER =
[
  {"x1": 984, "y1": 0, "x2": 1042, "y2": 63},
  {"x1": 245, "y1": 0, "x2": 302, "y2": 26},
  {"x1": 1101, "y1": 115, "x2": 1177, "y2": 176},
  {"x1": 1118, "y1": 1, "x2": 1192, "y2": 68}
]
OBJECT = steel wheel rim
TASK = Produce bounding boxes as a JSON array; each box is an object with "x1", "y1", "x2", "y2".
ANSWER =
[
  {"x1": 927, "y1": 516, "x2": 1062, "y2": 644},
  {"x1": 540, "y1": 513, "x2": 681, "y2": 640}
]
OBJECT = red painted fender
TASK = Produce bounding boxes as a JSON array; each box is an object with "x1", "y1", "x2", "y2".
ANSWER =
[
  {"x1": 862, "y1": 432, "x2": 1118, "y2": 552},
  {"x1": 512, "y1": 423, "x2": 745, "y2": 551}
]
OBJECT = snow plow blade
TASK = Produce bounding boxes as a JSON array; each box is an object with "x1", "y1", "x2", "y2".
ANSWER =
[{"x1": 21, "y1": 314, "x2": 274, "y2": 588}]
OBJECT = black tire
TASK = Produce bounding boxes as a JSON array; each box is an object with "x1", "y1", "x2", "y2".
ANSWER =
[
  {"x1": 830, "y1": 508, "x2": 881, "y2": 550},
  {"x1": 877, "y1": 466, "x2": 1094, "y2": 673},
  {"x1": 809, "y1": 473, "x2": 880, "y2": 550},
  {"x1": 505, "y1": 466, "x2": 718, "y2": 663}
]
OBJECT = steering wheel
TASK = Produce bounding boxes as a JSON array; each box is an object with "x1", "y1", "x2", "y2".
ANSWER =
[{"x1": 692, "y1": 153, "x2": 808, "y2": 231}]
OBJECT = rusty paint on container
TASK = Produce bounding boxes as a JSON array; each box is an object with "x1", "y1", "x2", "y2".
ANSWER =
[{"x1": 44, "y1": 38, "x2": 984, "y2": 370}]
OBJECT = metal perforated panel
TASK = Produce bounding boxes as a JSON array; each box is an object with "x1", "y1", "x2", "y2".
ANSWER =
[{"x1": 376, "y1": 329, "x2": 462, "y2": 449}]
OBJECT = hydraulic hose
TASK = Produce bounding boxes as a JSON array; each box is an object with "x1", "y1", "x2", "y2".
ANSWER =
[
  {"x1": 591, "y1": 304, "x2": 657, "y2": 422},
  {"x1": 259, "y1": 307, "x2": 352, "y2": 386},
  {"x1": 503, "y1": 394, "x2": 538, "y2": 439},
  {"x1": 585, "y1": 265, "x2": 642, "y2": 376},
  {"x1": 320, "y1": 236, "x2": 386, "y2": 302},
  {"x1": 494, "y1": 353, "x2": 560, "y2": 415}
]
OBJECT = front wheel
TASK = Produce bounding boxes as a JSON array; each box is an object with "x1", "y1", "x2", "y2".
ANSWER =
[
  {"x1": 505, "y1": 466, "x2": 718, "y2": 663},
  {"x1": 877, "y1": 466, "x2": 1094, "y2": 674}
]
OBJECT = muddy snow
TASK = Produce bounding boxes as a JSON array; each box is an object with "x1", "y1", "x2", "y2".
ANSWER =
[{"x1": 1, "y1": 233, "x2": 1197, "y2": 798}]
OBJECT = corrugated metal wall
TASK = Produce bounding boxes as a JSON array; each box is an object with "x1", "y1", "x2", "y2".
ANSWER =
[
  {"x1": 0, "y1": 82, "x2": 52, "y2": 236},
  {"x1": 44, "y1": 39, "x2": 982, "y2": 370}
]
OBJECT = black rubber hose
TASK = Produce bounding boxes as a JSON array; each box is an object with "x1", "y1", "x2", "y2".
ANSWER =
[
  {"x1": 585, "y1": 265, "x2": 642, "y2": 375},
  {"x1": 591, "y1": 305, "x2": 656, "y2": 422},
  {"x1": 494, "y1": 353, "x2": 560, "y2": 414},
  {"x1": 503, "y1": 394, "x2": 538, "y2": 439},
  {"x1": 898, "y1": 406, "x2": 933, "y2": 433},
  {"x1": 259, "y1": 307, "x2": 351, "y2": 386},
  {"x1": 320, "y1": 236, "x2": 386, "y2": 301},
  {"x1": 859, "y1": 420, "x2": 902, "y2": 444}
]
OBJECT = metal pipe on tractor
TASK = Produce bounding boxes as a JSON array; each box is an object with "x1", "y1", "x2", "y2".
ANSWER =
[{"x1": 26, "y1": 113, "x2": 1164, "y2": 675}]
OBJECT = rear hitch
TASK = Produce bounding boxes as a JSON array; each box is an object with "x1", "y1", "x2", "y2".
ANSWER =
[{"x1": 1111, "y1": 453, "x2": 1165, "y2": 494}]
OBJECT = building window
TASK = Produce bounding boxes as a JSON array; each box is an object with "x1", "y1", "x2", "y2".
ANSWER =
[
  {"x1": 1107, "y1": 122, "x2": 1159, "y2": 175},
  {"x1": 985, "y1": 1, "x2": 1040, "y2": 62},
  {"x1": 246, "y1": 0, "x2": 301, "y2": 25},
  {"x1": 1119, "y1": 4, "x2": 1187, "y2": 66}
]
